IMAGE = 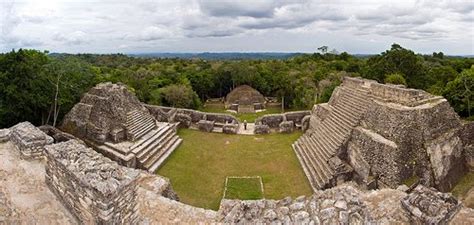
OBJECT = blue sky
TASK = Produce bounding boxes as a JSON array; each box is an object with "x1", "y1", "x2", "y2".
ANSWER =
[{"x1": 1, "y1": 0, "x2": 473, "y2": 54}]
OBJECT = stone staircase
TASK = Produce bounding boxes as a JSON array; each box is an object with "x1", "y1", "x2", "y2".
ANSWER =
[
  {"x1": 293, "y1": 85, "x2": 371, "y2": 191},
  {"x1": 126, "y1": 110, "x2": 157, "y2": 141},
  {"x1": 131, "y1": 123, "x2": 182, "y2": 173}
]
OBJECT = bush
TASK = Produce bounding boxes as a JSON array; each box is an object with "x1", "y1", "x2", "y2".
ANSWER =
[
  {"x1": 384, "y1": 73, "x2": 407, "y2": 85},
  {"x1": 149, "y1": 84, "x2": 201, "y2": 109}
]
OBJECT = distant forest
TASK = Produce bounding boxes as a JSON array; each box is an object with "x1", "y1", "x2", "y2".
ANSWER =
[{"x1": 0, "y1": 44, "x2": 473, "y2": 128}]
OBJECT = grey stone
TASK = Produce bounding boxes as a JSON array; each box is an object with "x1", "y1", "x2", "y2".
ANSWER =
[
  {"x1": 0, "y1": 128, "x2": 10, "y2": 142},
  {"x1": 254, "y1": 124, "x2": 270, "y2": 134},
  {"x1": 279, "y1": 120, "x2": 295, "y2": 133},
  {"x1": 289, "y1": 202, "x2": 305, "y2": 211},
  {"x1": 175, "y1": 113, "x2": 192, "y2": 128},
  {"x1": 321, "y1": 199, "x2": 335, "y2": 209},
  {"x1": 334, "y1": 200, "x2": 347, "y2": 210},
  {"x1": 264, "y1": 209, "x2": 277, "y2": 220},
  {"x1": 197, "y1": 120, "x2": 214, "y2": 132}
]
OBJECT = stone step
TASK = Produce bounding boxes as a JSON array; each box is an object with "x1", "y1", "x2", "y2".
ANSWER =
[
  {"x1": 300, "y1": 136, "x2": 333, "y2": 180},
  {"x1": 293, "y1": 143, "x2": 322, "y2": 190},
  {"x1": 131, "y1": 125, "x2": 172, "y2": 155},
  {"x1": 338, "y1": 95, "x2": 366, "y2": 111},
  {"x1": 314, "y1": 125, "x2": 339, "y2": 155},
  {"x1": 146, "y1": 137, "x2": 183, "y2": 173},
  {"x1": 127, "y1": 116, "x2": 154, "y2": 129},
  {"x1": 298, "y1": 138, "x2": 328, "y2": 182},
  {"x1": 333, "y1": 106, "x2": 357, "y2": 125},
  {"x1": 320, "y1": 119, "x2": 344, "y2": 144},
  {"x1": 326, "y1": 116, "x2": 349, "y2": 138},
  {"x1": 129, "y1": 122, "x2": 156, "y2": 140},
  {"x1": 336, "y1": 103, "x2": 361, "y2": 121},
  {"x1": 137, "y1": 128, "x2": 175, "y2": 162},
  {"x1": 305, "y1": 135, "x2": 331, "y2": 160},
  {"x1": 129, "y1": 120, "x2": 155, "y2": 135},
  {"x1": 299, "y1": 143, "x2": 327, "y2": 189}
]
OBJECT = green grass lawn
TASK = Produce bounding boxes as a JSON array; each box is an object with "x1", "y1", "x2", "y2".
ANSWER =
[
  {"x1": 157, "y1": 129, "x2": 312, "y2": 210},
  {"x1": 200, "y1": 104, "x2": 303, "y2": 123},
  {"x1": 225, "y1": 177, "x2": 263, "y2": 200}
]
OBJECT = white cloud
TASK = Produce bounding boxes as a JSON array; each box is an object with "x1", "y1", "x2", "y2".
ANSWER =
[{"x1": 0, "y1": 0, "x2": 472, "y2": 54}]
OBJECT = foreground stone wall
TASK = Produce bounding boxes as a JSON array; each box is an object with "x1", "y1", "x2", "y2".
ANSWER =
[
  {"x1": 45, "y1": 140, "x2": 141, "y2": 224},
  {"x1": 216, "y1": 183, "x2": 471, "y2": 224}
]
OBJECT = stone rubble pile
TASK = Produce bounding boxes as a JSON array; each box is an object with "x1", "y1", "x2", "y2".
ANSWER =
[
  {"x1": 218, "y1": 185, "x2": 372, "y2": 224},
  {"x1": 401, "y1": 185, "x2": 461, "y2": 224},
  {"x1": 44, "y1": 140, "x2": 141, "y2": 224},
  {"x1": 7, "y1": 121, "x2": 53, "y2": 159}
]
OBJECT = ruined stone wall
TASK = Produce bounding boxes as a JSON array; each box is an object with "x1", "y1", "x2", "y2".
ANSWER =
[
  {"x1": 8, "y1": 122, "x2": 54, "y2": 159},
  {"x1": 254, "y1": 111, "x2": 310, "y2": 133},
  {"x1": 144, "y1": 104, "x2": 239, "y2": 128},
  {"x1": 44, "y1": 140, "x2": 141, "y2": 224},
  {"x1": 356, "y1": 98, "x2": 465, "y2": 191}
]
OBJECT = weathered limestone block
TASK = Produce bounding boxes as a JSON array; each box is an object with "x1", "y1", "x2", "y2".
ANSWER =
[
  {"x1": 144, "y1": 104, "x2": 176, "y2": 122},
  {"x1": 177, "y1": 109, "x2": 205, "y2": 123},
  {"x1": 347, "y1": 127, "x2": 400, "y2": 187},
  {"x1": 279, "y1": 121, "x2": 294, "y2": 133},
  {"x1": 175, "y1": 113, "x2": 192, "y2": 128},
  {"x1": 426, "y1": 130, "x2": 465, "y2": 191},
  {"x1": 39, "y1": 125, "x2": 81, "y2": 143},
  {"x1": 0, "y1": 128, "x2": 10, "y2": 142},
  {"x1": 254, "y1": 124, "x2": 270, "y2": 134},
  {"x1": 256, "y1": 114, "x2": 284, "y2": 128},
  {"x1": 223, "y1": 124, "x2": 239, "y2": 134},
  {"x1": 461, "y1": 121, "x2": 474, "y2": 147},
  {"x1": 301, "y1": 115, "x2": 311, "y2": 132},
  {"x1": 198, "y1": 120, "x2": 215, "y2": 132},
  {"x1": 465, "y1": 146, "x2": 474, "y2": 171},
  {"x1": 312, "y1": 103, "x2": 331, "y2": 121},
  {"x1": 284, "y1": 111, "x2": 311, "y2": 124},
  {"x1": 44, "y1": 140, "x2": 141, "y2": 224},
  {"x1": 204, "y1": 113, "x2": 238, "y2": 124},
  {"x1": 401, "y1": 185, "x2": 461, "y2": 224},
  {"x1": 9, "y1": 122, "x2": 54, "y2": 159}
]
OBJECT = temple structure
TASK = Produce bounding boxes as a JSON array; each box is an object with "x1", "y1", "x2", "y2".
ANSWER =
[
  {"x1": 61, "y1": 82, "x2": 182, "y2": 172},
  {"x1": 225, "y1": 85, "x2": 266, "y2": 113},
  {"x1": 293, "y1": 77, "x2": 469, "y2": 192}
]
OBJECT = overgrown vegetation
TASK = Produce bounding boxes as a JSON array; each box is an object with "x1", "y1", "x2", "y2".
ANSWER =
[
  {"x1": 1, "y1": 44, "x2": 473, "y2": 128},
  {"x1": 157, "y1": 129, "x2": 312, "y2": 209}
]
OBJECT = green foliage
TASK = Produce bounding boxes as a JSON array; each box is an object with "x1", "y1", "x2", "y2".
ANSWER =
[
  {"x1": 384, "y1": 73, "x2": 407, "y2": 85},
  {"x1": 150, "y1": 84, "x2": 201, "y2": 109},
  {"x1": 443, "y1": 67, "x2": 474, "y2": 117},
  {"x1": 1, "y1": 44, "x2": 473, "y2": 128}
]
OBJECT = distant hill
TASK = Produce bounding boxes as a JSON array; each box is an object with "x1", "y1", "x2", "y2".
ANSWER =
[{"x1": 127, "y1": 52, "x2": 302, "y2": 60}]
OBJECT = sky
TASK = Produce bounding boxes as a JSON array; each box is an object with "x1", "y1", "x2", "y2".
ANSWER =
[{"x1": 1, "y1": 0, "x2": 473, "y2": 55}]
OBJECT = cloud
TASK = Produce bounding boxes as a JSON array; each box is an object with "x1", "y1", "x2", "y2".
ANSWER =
[
  {"x1": 0, "y1": 0, "x2": 472, "y2": 54},
  {"x1": 53, "y1": 31, "x2": 89, "y2": 45},
  {"x1": 131, "y1": 26, "x2": 175, "y2": 41}
]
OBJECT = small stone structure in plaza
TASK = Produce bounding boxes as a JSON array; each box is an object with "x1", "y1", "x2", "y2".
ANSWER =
[
  {"x1": 61, "y1": 82, "x2": 182, "y2": 172},
  {"x1": 225, "y1": 85, "x2": 266, "y2": 113},
  {"x1": 45, "y1": 140, "x2": 141, "y2": 224},
  {"x1": 294, "y1": 76, "x2": 470, "y2": 192}
]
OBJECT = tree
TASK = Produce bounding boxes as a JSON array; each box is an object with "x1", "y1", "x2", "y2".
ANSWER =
[
  {"x1": 443, "y1": 67, "x2": 474, "y2": 118},
  {"x1": 384, "y1": 73, "x2": 407, "y2": 85},
  {"x1": 149, "y1": 84, "x2": 201, "y2": 109},
  {"x1": 317, "y1": 46, "x2": 328, "y2": 54}
]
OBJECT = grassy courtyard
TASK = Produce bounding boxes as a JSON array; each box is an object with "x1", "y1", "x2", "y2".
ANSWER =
[
  {"x1": 157, "y1": 129, "x2": 312, "y2": 210},
  {"x1": 224, "y1": 177, "x2": 264, "y2": 200}
]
